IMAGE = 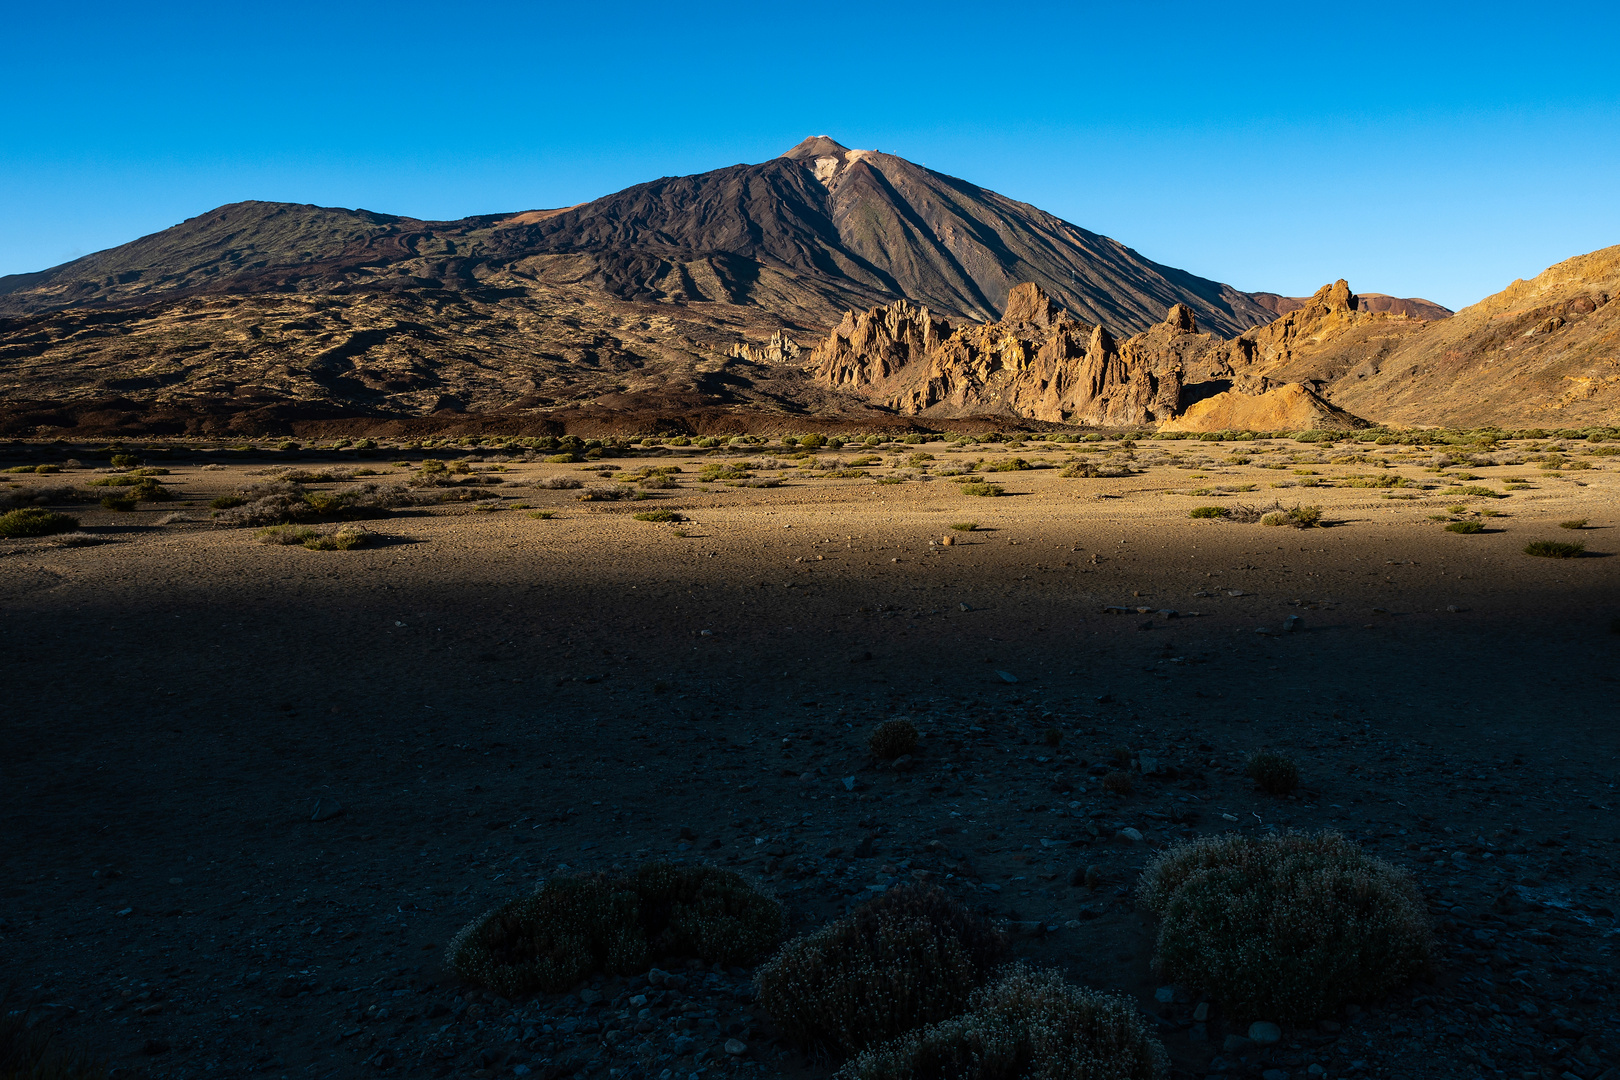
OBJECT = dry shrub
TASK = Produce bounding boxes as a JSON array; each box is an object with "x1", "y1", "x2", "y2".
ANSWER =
[
  {"x1": 1138, "y1": 831, "x2": 1432, "y2": 1021},
  {"x1": 629, "y1": 863, "x2": 784, "y2": 964},
  {"x1": 0, "y1": 508, "x2": 80, "y2": 538},
  {"x1": 0, "y1": 997, "x2": 105, "y2": 1079},
  {"x1": 536, "y1": 476, "x2": 583, "y2": 490},
  {"x1": 869, "y1": 719, "x2": 919, "y2": 760},
  {"x1": 446, "y1": 875, "x2": 646, "y2": 998},
  {"x1": 1245, "y1": 750, "x2": 1300, "y2": 795},
  {"x1": 838, "y1": 964, "x2": 1166, "y2": 1080},
  {"x1": 446, "y1": 862, "x2": 780, "y2": 998},
  {"x1": 216, "y1": 481, "x2": 425, "y2": 526},
  {"x1": 756, "y1": 885, "x2": 1006, "y2": 1060},
  {"x1": 0, "y1": 485, "x2": 82, "y2": 510},
  {"x1": 578, "y1": 484, "x2": 632, "y2": 501},
  {"x1": 1101, "y1": 772, "x2": 1133, "y2": 796}
]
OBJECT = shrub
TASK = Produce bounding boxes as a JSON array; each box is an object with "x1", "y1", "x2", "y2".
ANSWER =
[
  {"x1": 545, "y1": 453, "x2": 582, "y2": 463},
  {"x1": 578, "y1": 485, "x2": 632, "y2": 501},
  {"x1": 1189, "y1": 506, "x2": 1227, "y2": 519},
  {"x1": 210, "y1": 495, "x2": 247, "y2": 510},
  {"x1": 633, "y1": 509, "x2": 680, "y2": 522},
  {"x1": 1261, "y1": 504, "x2": 1322, "y2": 528},
  {"x1": 108, "y1": 453, "x2": 140, "y2": 468},
  {"x1": 0, "y1": 508, "x2": 80, "y2": 538},
  {"x1": 628, "y1": 863, "x2": 784, "y2": 964},
  {"x1": 446, "y1": 863, "x2": 779, "y2": 998},
  {"x1": 1444, "y1": 520, "x2": 1484, "y2": 534},
  {"x1": 0, "y1": 999, "x2": 105, "y2": 1080},
  {"x1": 949, "y1": 521, "x2": 978, "y2": 531},
  {"x1": 536, "y1": 476, "x2": 583, "y2": 490},
  {"x1": 1101, "y1": 772, "x2": 1133, "y2": 796},
  {"x1": 1559, "y1": 519, "x2": 1588, "y2": 530},
  {"x1": 837, "y1": 964, "x2": 1166, "y2": 1080},
  {"x1": 1138, "y1": 831, "x2": 1432, "y2": 1021},
  {"x1": 986, "y1": 458, "x2": 1030, "y2": 472},
  {"x1": 527, "y1": 510, "x2": 556, "y2": 520},
  {"x1": 447, "y1": 875, "x2": 646, "y2": 997},
  {"x1": 1043, "y1": 728, "x2": 1063, "y2": 747},
  {"x1": 1525, "y1": 540, "x2": 1585, "y2": 558},
  {"x1": 0, "y1": 484, "x2": 81, "y2": 510},
  {"x1": 257, "y1": 524, "x2": 320, "y2": 546},
  {"x1": 302, "y1": 526, "x2": 371, "y2": 551},
  {"x1": 100, "y1": 495, "x2": 137, "y2": 512},
  {"x1": 961, "y1": 482, "x2": 1003, "y2": 497},
  {"x1": 757, "y1": 885, "x2": 1007, "y2": 1060},
  {"x1": 1245, "y1": 750, "x2": 1300, "y2": 795},
  {"x1": 869, "y1": 719, "x2": 920, "y2": 759}
]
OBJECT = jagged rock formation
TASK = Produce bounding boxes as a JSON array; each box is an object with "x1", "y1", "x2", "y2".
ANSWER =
[
  {"x1": 1249, "y1": 291, "x2": 1452, "y2": 322},
  {"x1": 808, "y1": 283, "x2": 1363, "y2": 430}
]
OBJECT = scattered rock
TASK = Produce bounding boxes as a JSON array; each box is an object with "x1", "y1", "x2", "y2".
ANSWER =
[
  {"x1": 1284, "y1": 615, "x2": 1302, "y2": 632},
  {"x1": 310, "y1": 798, "x2": 344, "y2": 822},
  {"x1": 1193, "y1": 1002, "x2": 1209, "y2": 1022},
  {"x1": 724, "y1": 1038, "x2": 748, "y2": 1056},
  {"x1": 996, "y1": 670, "x2": 1018, "y2": 684}
]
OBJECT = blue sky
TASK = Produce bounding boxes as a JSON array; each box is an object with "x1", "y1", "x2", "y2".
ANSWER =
[{"x1": 2, "y1": 1, "x2": 1616, "y2": 310}]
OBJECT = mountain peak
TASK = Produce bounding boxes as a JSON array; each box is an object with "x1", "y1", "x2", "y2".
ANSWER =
[{"x1": 780, "y1": 135, "x2": 853, "y2": 160}]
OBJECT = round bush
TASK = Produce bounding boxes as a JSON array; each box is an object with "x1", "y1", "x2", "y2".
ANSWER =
[
  {"x1": 445, "y1": 875, "x2": 645, "y2": 997},
  {"x1": 869, "y1": 719, "x2": 919, "y2": 760},
  {"x1": 1245, "y1": 751, "x2": 1300, "y2": 796},
  {"x1": 757, "y1": 885, "x2": 1006, "y2": 1060},
  {"x1": 0, "y1": 508, "x2": 80, "y2": 538},
  {"x1": 629, "y1": 862, "x2": 783, "y2": 965},
  {"x1": 1138, "y1": 832, "x2": 1432, "y2": 1021},
  {"x1": 1444, "y1": 520, "x2": 1484, "y2": 534},
  {"x1": 839, "y1": 964, "x2": 1166, "y2": 1080}
]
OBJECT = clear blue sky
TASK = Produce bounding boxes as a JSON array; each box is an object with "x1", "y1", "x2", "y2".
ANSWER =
[{"x1": 3, "y1": 1, "x2": 1617, "y2": 311}]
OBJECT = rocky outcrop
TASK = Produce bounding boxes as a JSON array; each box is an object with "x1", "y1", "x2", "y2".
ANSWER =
[
  {"x1": 727, "y1": 331, "x2": 802, "y2": 365},
  {"x1": 809, "y1": 282, "x2": 1371, "y2": 430}
]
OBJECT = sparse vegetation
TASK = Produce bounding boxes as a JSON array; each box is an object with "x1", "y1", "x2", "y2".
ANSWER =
[
  {"x1": 961, "y1": 482, "x2": 1004, "y2": 497},
  {"x1": 869, "y1": 718, "x2": 920, "y2": 760},
  {"x1": 632, "y1": 509, "x2": 681, "y2": 522},
  {"x1": 837, "y1": 964, "x2": 1166, "y2": 1080},
  {"x1": 1559, "y1": 519, "x2": 1588, "y2": 530},
  {"x1": 1245, "y1": 750, "x2": 1301, "y2": 795},
  {"x1": 1189, "y1": 506, "x2": 1227, "y2": 519},
  {"x1": 536, "y1": 476, "x2": 583, "y2": 490},
  {"x1": 1102, "y1": 771, "x2": 1133, "y2": 796},
  {"x1": 447, "y1": 863, "x2": 782, "y2": 998},
  {"x1": 1524, "y1": 540, "x2": 1585, "y2": 558},
  {"x1": 1444, "y1": 520, "x2": 1485, "y2": 534},
  {"x1": 1260, "y1": 504, "x2": 1323, "y2": 528},
  {"x1": 527, "y1": 511, "x2": 556, "y2": 520},
  {"x1": 1138, "y1": 831, "x2": 1432, "y2": 1021},
  {"x1": 757, "y1": 885, "x2": 1007, "y2": 1060},
  {"x1": 949, "y1": 521, "x2": 977, "y2": 531},
  {"x1": 0, "y1": 507, "x2": 80, "y2": 538}
]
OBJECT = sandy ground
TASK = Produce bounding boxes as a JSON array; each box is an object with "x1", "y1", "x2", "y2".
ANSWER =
[{"x1": 2, "y1": 435, "x2": 1618, "y2": 1080}]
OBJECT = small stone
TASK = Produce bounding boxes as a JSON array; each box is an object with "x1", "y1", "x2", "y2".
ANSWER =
[
  {"x1": 996, "y1": 670, "x2": 1018, "y2": 684},
  {"x1": 1227, "y1": 589, "x2": 1244, "y2": 597},
  {"x1": 941, "y1": 535, "x2": 955, "y2": 546},
  {"x1": 1193, "y1": 1002, "x2": 1209, "y2": 1022},
  {"x1": 1248, "y1": 1021, "x2": 1282, "y2": 1045},
  {"x1": 1284, "y1": 615, "x2": 1302, "y2": 632},
  {"x1": 1154, "y1": 986, "x2": 1177, "y2": 1003},
  {"x1": 1262, "y1": 1070, "x2": 1289, "y2": 1080},
  {"x1": 842, "y1": 776, "x2": 856, "y2": 791},
  {"x1": 1519, "y1": 1000, "x2": 1539, "y2": 1016},
  {"x1": 579, "y1": 989, "x2": 603, "y2": 1005},
  {"x1": 311, "y1": 798, "x2": 344, "y2": 822},
  {"x1": 1116, "y1": 827, "x2": 1144, "y2": 843},
  {"x1": 959, "y1": 602, "x2": 972, "y2": 611},
  {"x1": 724, "y1": 1039, "x2": 747, "y2": 1056},
  {"x1": 1307, "y1": 1066, "x2": 1327, "y2": 1077}
]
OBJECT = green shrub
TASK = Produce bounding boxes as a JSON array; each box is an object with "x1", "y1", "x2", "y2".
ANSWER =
[
  {"x1": 632, "y1": 509, "x2": 680, "y2": 522},
  {"x1": 961, "y1": 482, "x2": 1003, "y2": 497},
  {"x1": 545, "y1": 453, "x2": 581, "y2": 463},
  {"x1": 100, "y1": 495, "x2": 137, "y2": 512},
  {"x1": 447, "y1": 863, "x2": 780, "y2": 998},
  {"x1": 1444, "y1": 520, "x2": 1485, "y2": 534},
  {"x1": 869, "y1": 719, "x2": 919, "y2": 760},
  {"x1": 986, "y1": 458, "x2": 1030, "y2": 472},
  {"x1": 1189, "y1": 506, "x2": 1227, "y2": 519},
  {"x1": 837, "y1": 964, "x2": 1166, "y2": 1080},
  {"x1": 757, "y1": 885, "x2": 1007, "y2": 1060},
  {"x1": 301, "y1": 526, "x2": 371, "y2": 550},
  {"x1": 1559, "y1": 519, "x2": 1588, "y2": 530},
  {"x1": 949, "y1": 521, "x2": 978, "y2": 531},
  {"x1": 210, "y1": 495, "x2": 247, "y2": 510},
  {"x1": 1245, "y1": 750, "x2": 1300, "y2": 795},
  {"x1": 1060, "y1": 462, "x2": 1100, "y2": 478},
  {"x1": 1138, "y1": 831, "x2": 1432, "y2": 1021},
  {"x1": 108, "y1": 453, "x2": 140, "y2": 468},
  {"x1": 527, "y1": 511, "x2": 556, "y2": 520},
  {"x1": 0, "y1": 508, "x2": 80, "y2": 538},
  {"x1": 1524, "y1": 540, "x2": 1584, "y2": 558}
]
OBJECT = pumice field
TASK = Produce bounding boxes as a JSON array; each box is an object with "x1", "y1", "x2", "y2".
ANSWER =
[{"x1": 2, "y1": 428, "x2": 1617, "y2": 1080}]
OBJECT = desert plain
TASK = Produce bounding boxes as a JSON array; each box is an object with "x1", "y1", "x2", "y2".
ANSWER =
[{"x1": 2, "y1": 431, "x2": 1618, "y2": 1080}]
